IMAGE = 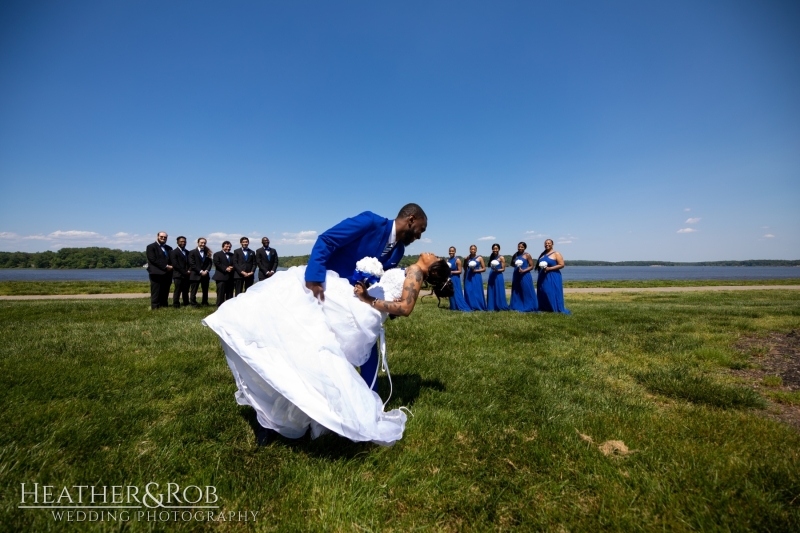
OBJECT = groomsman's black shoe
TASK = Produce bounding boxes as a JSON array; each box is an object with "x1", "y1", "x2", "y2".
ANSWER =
[{"x1": 256, "y1": 427, "x2": 278, "y2": 446}]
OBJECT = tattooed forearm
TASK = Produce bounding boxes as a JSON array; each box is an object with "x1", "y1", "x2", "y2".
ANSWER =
[
  {"x1": 368, "y1": 267, "x2": 423, "y2": 317},
  {"x1": 372, "y1": 298, "x2": 406, "y2": 316}
]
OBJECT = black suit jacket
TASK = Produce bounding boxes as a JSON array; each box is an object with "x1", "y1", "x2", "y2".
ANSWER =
[
  {"x1": 169, "y1": 247, "x2": 191, "y2": 279},
  {"x1": 212, "y1": 251, "x2": 234, "y2": 281},
  {"x1": 256, "y1": 247, "x2": 279, "y2": 280},
  {"x1": 188, "y1": 248, "x2": 213, "y2": 281},
  {"x1": 232, "y1": 248, "x2": 257, "y2": 279},
  {"x1": 146, "y1": 242, "x2": 173, "y2": 275}
]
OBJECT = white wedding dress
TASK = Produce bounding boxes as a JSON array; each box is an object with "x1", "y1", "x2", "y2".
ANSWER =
[{"x1": 202, "y1": 266, "x2": 408, "y2": 446}]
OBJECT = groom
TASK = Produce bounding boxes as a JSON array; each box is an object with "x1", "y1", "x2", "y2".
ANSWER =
[{"x1": 305, "y1": 203, "x2": 428, "y2": 391}]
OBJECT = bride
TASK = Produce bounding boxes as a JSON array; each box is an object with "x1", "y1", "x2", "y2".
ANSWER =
[{"x1": 202, "y1": 252, "x2": 453, "y2": 446}]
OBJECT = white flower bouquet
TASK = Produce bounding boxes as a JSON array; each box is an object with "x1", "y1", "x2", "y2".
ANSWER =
[
  {"x1": 514, "y1": 259, "x2": 524, "y2": 268},
  {"x1": 352, "y1": 257, "x2": 384, "y2": 285},
  {"x1": 468, "y1": 260, "x2": 478, "y2": 269},
  {"x1": 355, "y1": 257, "x2": 384, "y2": 278},
  {"x1": 538, "y1": 260, "x2": 549, "y2": 269},
  {"x1": 490, "y1": 259, "x2": 500, "y2": 269}
]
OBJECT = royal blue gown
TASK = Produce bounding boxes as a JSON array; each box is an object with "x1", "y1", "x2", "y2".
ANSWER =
[
  {"x1": 463, "y1": 257, "x2": 487, "y2": 311},
  {"x1": 486, "y1": 259, "x2": 509, "y2": 311},
  {"x1": 536, "y1": 255, "x2": 571, "y2": 314},
  {"x1": 509, "y1": 255, "x2": 539, "y2": 312},
  {"x1": 447, "y1": 257, "x2": 471, "y2": 312}
]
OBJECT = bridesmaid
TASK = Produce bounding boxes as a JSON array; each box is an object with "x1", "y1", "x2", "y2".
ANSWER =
[
  {"x1": 463, "y1": 244, "x2": 487, "y2": 311},
  {"x1": 509, "y1": 241, "x2": 539, "y2": 312},
  {"x1": 486, "y1": 243, "x2": 509, "y2": 311},
  {"x1": 446, "y1": 247, "x2": 471, "y2": 312},
  {"x1": 536, "y1": 239, "x2": 571, "y2": 314}
]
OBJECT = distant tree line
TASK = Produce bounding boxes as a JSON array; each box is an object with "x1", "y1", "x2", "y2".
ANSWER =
[
  {"x1": 279, "y1": 255, "x2": 311, "y2": 268},
  {"x1": 403, "y1": 256, "x2": 800, "y2": 268},
  {"x1": 0, "y1": 248, "x2": 148, "y2": 269},
  {"x1": 1, "y1": 248, "x2": 797, "y2": 269},
  {"x1": 0, "y1": 248, "x2": 146, "y2": 269}
]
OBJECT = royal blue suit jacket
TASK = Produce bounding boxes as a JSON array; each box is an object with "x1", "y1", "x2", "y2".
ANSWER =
[{"x1": 305, "y1": 211, "x2": 405, "y2": 284}]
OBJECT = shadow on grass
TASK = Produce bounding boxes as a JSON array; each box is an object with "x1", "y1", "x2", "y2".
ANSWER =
[
  {"x1": 237, "y1": 373, "x2": 445, "y2": 459},
  {"x1": 379, "y1": 373, "x2": 445, "y2": 408},
  {"x1": 635, "y1": 367, "x2": 765, "y2": 409}
]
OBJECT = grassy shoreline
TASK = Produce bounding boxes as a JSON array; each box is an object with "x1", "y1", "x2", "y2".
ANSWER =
[
  {"x1": 2, "y1": 278, "x2": 799, "y2": 296},
  {"x1": 1, "y1": 292, "x2": 799, "y2": 530},
  {"x1": 0, "y1": 281, "x2": 151, "y2": 295}
]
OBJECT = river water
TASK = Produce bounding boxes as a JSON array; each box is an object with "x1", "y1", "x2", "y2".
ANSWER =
[{"x1": 0, "y1": 266, "x2": 797, "y2": 283}]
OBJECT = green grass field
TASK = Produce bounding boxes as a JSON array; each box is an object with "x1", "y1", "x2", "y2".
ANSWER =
[
  {"x1": 1, "y1": 278, "x2": 799, "y2": 296},
  {"x1": 1, "y1": 291, "x2": 799, "y2": 531}
]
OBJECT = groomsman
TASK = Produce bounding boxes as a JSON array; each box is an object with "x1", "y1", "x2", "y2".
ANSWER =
[
  {"x1": 188, "y1": 237, "x2": 212, "y2": 307},
  {"x1": 256, "y1": 237, "x2": 279, "y2": 281},
  {"x1": 233, "y1": 237, "x2": 257, "y2": 296},
  {"x1": 145, "y1": 231, "x2": 173, "y2": 310},
  {"x1": 213, "y1": 241, "x2": 235, "y2": 305},
  {"x1": 169, "y1": 236, "x2": 191, "y2": 308}
]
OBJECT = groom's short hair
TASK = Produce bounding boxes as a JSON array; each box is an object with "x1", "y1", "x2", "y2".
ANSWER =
[{"x1": 397, "y1": 203, "x2": 426, "y2": 220}]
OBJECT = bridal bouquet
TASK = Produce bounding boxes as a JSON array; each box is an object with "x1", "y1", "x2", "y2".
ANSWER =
[
  {"x1": 538, "y1": 260, "x2": 549, "y2": 269},
  {"x1": 468, "y1": 260, "x2": 478, "y2": 269},
  {"x1": 514, "y1": 258, "x2": 524, "y2": 267},
  {"x1": 351, "y1": 257, "x2": 385, "y2": 286},
  {"x1": 490, "y1": 259, "x2": 500, "y2": 269}
]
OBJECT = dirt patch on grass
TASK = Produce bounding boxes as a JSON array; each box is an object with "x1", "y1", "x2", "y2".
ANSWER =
[
  {"x1": 576, "y1": 431, "x2": 634, "y2": 457},
  {"x1": 731, "y1": 330, "x2": 800, "y2": 430}
]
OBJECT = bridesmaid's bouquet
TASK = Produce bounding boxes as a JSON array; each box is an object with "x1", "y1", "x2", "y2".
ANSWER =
[
  {"x1": 468, "y1": 260, "x2": 478, "y2": 269},
  {"x1": 538, "y1": 260, "x2": 549, "y2": 270},
  {"x1": 514, "y1": 258, "x2": 524, "y2": 268},
  {"x1": 490, "y1": 259, "x2": 500, "y2": 270},
  {"x1": 351, "y1": 257, "x2": 384, "y2": 286}
]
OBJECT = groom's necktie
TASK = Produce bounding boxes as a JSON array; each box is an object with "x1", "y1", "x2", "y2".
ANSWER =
[{"x1": 380, "y1": 242, "x2": 395, "y2": 261}]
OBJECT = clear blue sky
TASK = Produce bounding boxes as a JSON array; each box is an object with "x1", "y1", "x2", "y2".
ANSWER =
[{"x1": 1, "y1": 0, "x2": 798, "y2": 260}]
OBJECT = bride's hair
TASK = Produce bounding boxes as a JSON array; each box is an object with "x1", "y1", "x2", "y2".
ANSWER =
[{"x1": 426, "y1": 259, "x2": 455, "y2": 298}]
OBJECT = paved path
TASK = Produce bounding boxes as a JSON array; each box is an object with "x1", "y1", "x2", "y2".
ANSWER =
[
  {"x1": 562, "y1": 285, "x2": 800, "y2": 293},
  {"x1": 1, "y1": 285, "x2": 799, "y2": 300}
]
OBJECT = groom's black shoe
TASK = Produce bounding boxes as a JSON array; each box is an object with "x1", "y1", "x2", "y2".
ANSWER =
[{"x1": 256, "y1": 427, "x2": 278, "y2": 446}]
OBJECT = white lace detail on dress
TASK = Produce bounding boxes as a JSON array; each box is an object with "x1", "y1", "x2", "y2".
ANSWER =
[
  {"x1": 367, "y1": 268, "x2": 406, "y2": 312},
  {"x1": 364, "y1": 268, "x2": 407, "y2": 403}
]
